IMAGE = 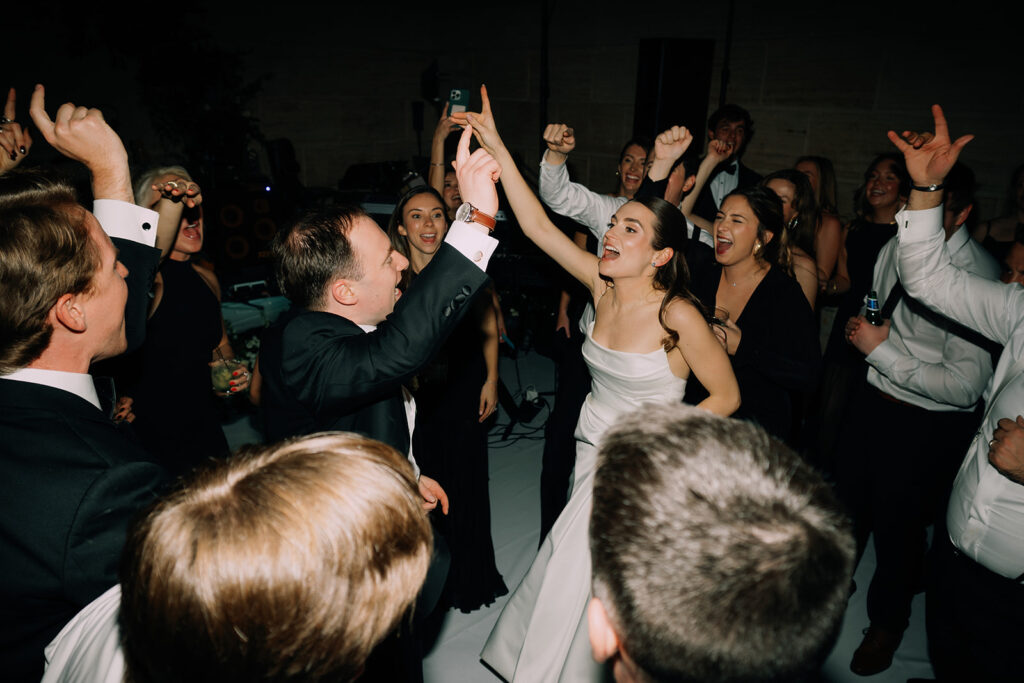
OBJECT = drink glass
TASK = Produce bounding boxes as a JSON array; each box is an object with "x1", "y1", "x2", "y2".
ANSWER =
[
  {"x1": 710, "y1": 306, "x2": 730, "y2": 348},
  {"x1": 211, "y1": 350, "x2": 244, "y2": 394}
]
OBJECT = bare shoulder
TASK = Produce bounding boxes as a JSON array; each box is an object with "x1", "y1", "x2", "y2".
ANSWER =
[
  {"x1": 820, "y1": 212, "x2": 842, "y2": 234},
  {"x1": 792, "y1": 248, "x2": 816, "y2": 272},
  {"x1": 663, "y1": 296, "x2": 708, "y2": 329},
  {"x1": 192, "y1": 263, "x2": 222, "y2": 301}
]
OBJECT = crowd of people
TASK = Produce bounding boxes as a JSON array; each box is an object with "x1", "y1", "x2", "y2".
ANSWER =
[{"x1": 0, "y1": 76, "x2": 1022, "y2": 683}]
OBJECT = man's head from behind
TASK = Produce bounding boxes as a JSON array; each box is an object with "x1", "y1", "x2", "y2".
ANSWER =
[
  {"x1": 0, "y1": 169, "x2": 126, "y2": 374},
  {"x1": 273, "y1": 206, "x2": 409, "y2": 325},
  {"x1": 589, "y1": 405, "x2": 854, "y2": 683},
  {"x1": 119, "y1": 431, "x2": 432, "y2": 683}
]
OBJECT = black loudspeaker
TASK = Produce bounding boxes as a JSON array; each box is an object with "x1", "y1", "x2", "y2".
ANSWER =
[
  {"x1": 632, "y1": 39, "x2": 715, "y2": 140},
  {"x1": 206, "y1": 188, "x2": 281, "y2": 268}
]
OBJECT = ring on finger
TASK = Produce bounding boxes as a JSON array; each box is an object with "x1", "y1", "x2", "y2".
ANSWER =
[
  {"x1": 990, "y1": 439, "x2": 997, "y2": 448},
  {"x1": 0, "y1": 117, "x2": 12, "y2": 125}
]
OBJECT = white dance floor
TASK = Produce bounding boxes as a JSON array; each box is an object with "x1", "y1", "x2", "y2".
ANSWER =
[{"x1": 227, "y1": 348, "x2": 936, "y2": 682}]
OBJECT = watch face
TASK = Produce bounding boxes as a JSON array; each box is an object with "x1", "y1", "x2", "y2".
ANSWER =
[{"x1": 455, "y1": 202, "x2": 472, "y2": 223}]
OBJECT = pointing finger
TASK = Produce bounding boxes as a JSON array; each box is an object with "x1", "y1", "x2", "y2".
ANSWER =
[
  {"x1": 28, "y1": 84, "x2": 55, "y2": 141},
  {"x1": 3, "y1": 88, "x2": 15, "y2": 121},
  {"x1": 480, "y1": 84, "x2": 492, "y2": 118},
  {"x1": 454, "y1": 123, "x2": 473, "y2": 170}
]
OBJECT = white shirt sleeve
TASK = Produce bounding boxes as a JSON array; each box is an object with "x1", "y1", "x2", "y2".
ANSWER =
[
  {"x1": 897, "y1": 206, "x2": 1023, "y2": 347},
  {"x1": 538, "y1": 156, "x2": 627, "y2": 241},
  {"x1": 443, "y1": 221, "x2": 499, "y2": 271},
  {"x1": 92, "y1": 199, "x2": 159, "y2": 248},
  {"x1": 866, "y1": 331, "x2": 991, "y2": 409}
]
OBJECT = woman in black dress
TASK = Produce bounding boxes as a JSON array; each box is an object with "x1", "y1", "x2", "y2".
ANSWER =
[
  {"x1": 685, "y1": 185, "x2": 820, "y2": 443},
  {"x1": 387, "y1": 187, "x2": 507, "y2": 612},
  {"x1": 816, "y1": 154, "x2": 908, "y2": 470},
  {"x1": 117, "y1": 167, "x2": 248, "y2": 479}
]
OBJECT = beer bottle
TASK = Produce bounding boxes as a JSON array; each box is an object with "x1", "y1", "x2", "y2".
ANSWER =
[{"x1": 865, "y1": 290, "x2": 883, "y2": 326}]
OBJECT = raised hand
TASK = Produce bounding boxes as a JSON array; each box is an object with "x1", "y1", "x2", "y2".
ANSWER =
[
  {"x1": 887, "y1": 104, "x2": 974, "y2": 187},
  {"x1": 152, "y1": 177, "x2": 203, "y2": 209},
  {"x1": 654, "y1": 125, "x2": 693, "y2": 162},
  {"x1": 29, "y1": 84, "x2": 132, "y2": 201},
  {"x1": 452, "y1": 123, "x2": 501, "y2": 217},
  {"x1": 452, "y1": 85, "x2": 504, "y2": 156},
  {"x1": 543, "y1": 123, "x2": 576, "y2": 156},
  {"x1": 29, "y1": 84, "x2": 127, "y2": 172},
  {"x1": 706, "y1": 138, "x2": 732, "y2": 165},
  {"x1": 432, "y1": 102, "x2": 459, "y2": 145},
  {"x1": 648, "y1": 125, "x2": 693, "y2": 182},
  {"x1": 0, "y1": 88, "x2": 32, "y2": 173}
]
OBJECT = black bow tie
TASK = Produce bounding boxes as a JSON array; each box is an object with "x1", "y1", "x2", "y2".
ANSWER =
[{"x1": 721, "y1": 162, "x2": 738, "y2": 176}]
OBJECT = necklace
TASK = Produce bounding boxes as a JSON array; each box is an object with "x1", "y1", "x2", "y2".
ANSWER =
[{"x1": 724, "y1": 264, "x2": 766, "y2": 288}]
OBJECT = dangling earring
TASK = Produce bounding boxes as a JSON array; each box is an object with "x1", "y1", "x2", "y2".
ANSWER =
[
  {"x1": 753, "y1": 241, "x2": 762, "y2": 255},
  {"x1": 787, "y1": 216, "x2": 799, "y2": 232}
]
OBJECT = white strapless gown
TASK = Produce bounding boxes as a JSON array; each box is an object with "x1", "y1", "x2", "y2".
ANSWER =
[{"x1": 481, "y1": 311, "x2": 686, "y2": 681}]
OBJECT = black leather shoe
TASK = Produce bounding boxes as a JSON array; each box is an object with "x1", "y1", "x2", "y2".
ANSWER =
[{"x1": 850, "y1": 625, "x2": 903, "y2": 676}]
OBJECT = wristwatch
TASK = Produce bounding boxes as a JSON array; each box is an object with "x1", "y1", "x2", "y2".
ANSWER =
[{"x1": 455, "y1": 202, "x2": 496, "y2": 231}]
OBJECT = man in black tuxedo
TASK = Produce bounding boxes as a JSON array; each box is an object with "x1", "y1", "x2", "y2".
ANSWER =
[
  {"x1": 257, "y1": 127, "x2": 500, "y2": 680},
  {"x1": 260, "y1": 126, "x2": 500, "y2": 505},
  {"x1": 692, "y1": 103, "x2": 763, "y2": 223},
  {"x1": 0, "y1": 87, "x2": 166, "y2": 681}
]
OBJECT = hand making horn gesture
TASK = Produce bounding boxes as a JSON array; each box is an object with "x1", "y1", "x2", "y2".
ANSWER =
[{"x1": 887, "y1": 104, "x2": 974, "y2": 192}]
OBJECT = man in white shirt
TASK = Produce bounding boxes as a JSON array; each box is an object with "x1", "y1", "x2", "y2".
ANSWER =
[
  {"x1": 0, "y1": 87, "x2": 166, "y2": 681},
  {"x1": 840, "y1": 162, "x2": 999, "y2": 675},
  {"x1": 891, "y1": 105, "x2": 1024, "y2": 680}
]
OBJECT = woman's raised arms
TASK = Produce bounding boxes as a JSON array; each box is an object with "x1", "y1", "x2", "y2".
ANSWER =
[{"x1": 454, "y1": 86, "x2": 602, "y2": 293}]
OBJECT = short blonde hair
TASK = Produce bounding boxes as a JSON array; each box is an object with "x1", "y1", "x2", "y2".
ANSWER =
[
  {"x1": 133, "y1": 165, "x2": 193, "y2": 207},
  {"x1": 119, "y1": 432, "x2": 431, "y2": 683}
]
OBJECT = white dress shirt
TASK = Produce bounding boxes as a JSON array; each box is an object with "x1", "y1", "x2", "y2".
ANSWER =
[
  {"x1": 538, "y1": 156, "x2": 712, "y2": 255},
  {"x1": 0, "y1": 368, "x2": 101, "y2": 410},
  {"x1": 897, "y1": 205, "x2": 1024, "y2": 579},
  {"x1": 709, "y1": 162, "x2": 740, "y2": 209},
  {"x1": 866, "y1": 225, "x2": 1000, "y2": 411},
  {"x1": 42, "y1": 586, "x2": 123, "y2": 683}
]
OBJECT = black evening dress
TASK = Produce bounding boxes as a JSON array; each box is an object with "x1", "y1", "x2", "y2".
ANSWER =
[
  {"x1": 120, "y1": 258, "x2": 229, "y2": 479},
  {"x1": 816, "y1": 219, "x2": 897, "y2": 469},
  {"x1": 686, "y1": 263, "x2": 820, "y2": 443},
  {"x1": 408, "y1": 273, "x2": 508, "y2": 612}
]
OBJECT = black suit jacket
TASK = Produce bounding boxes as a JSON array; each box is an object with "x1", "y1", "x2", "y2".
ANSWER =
[
  {"x1": 692, "y1": 161, "x2": 762, "y2": 223},
  {"x1": 259, "y1": 243, "x2": 490, "y2": 451},
  {"x1": 115, "y1": 236, "x2": 161, "y2": 356},
  {"x1": 0, "y1": 382, "x2": 166, "y2": 682}
]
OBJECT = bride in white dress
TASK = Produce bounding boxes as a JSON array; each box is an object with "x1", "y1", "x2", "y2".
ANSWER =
[{"x1": 455, "y1": 88, "x2": 741, "y2": 681}]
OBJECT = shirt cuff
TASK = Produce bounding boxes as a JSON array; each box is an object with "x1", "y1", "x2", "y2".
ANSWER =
[
  {"x1": 896, "y1": 205, "x2": 943, "y2": 245},
  {"x1": 865, "y1": 338, "x2": 899, "y2": 373},
  {"x1": 444, "y1": 220, "x2": 499, "y2": 271},
  {"x1": 93, "y1": 199, "x2": 159, "y2": 247}
]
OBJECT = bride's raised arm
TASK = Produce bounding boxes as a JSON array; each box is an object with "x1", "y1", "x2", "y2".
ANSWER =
[{"x1": 455, "y1": 86, "x2": 602, "y2": 293}]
